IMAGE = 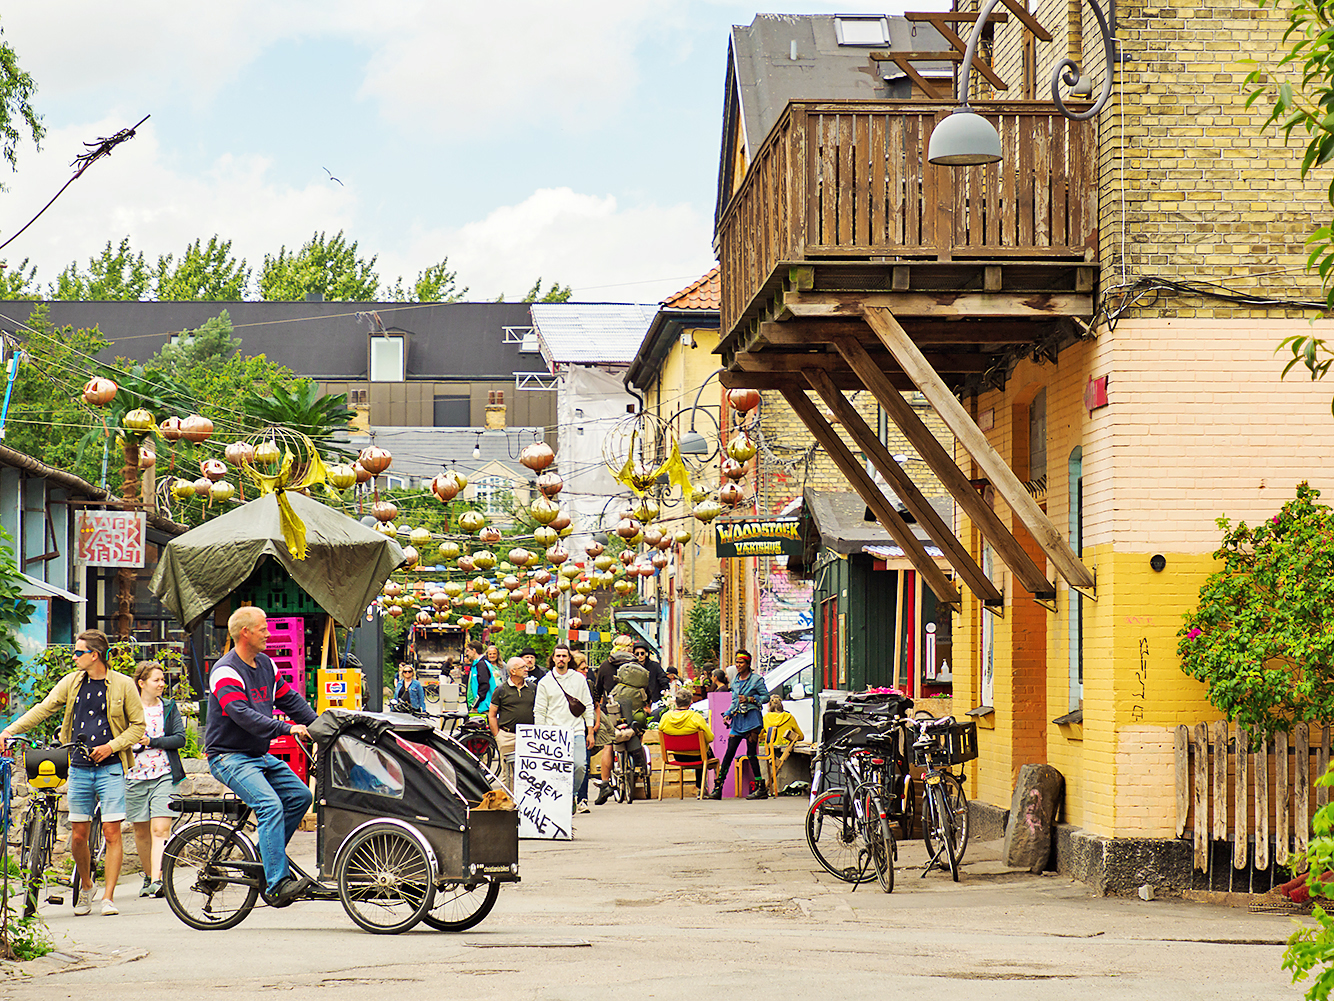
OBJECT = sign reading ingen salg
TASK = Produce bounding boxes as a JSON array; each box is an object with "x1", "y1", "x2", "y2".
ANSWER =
[
  {"x1": 515, "y1": 724, "x2": 573, "y2": 840},
  {"x1": 714, "y1": 518, "x2": 802, "y2": 559}
]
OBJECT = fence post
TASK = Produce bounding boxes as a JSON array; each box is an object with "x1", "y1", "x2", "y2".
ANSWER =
[
  {"x1": 1255, "y1": 734, "x2": 1270, "y2": 872},
  {"x1": 1296, "y1": 722, "x2": 1310, "y2": 858},
  {"x1": 1193, "y1": 722, "x2": 1208, "y2": 872},
  {"x1": 1174, "y1": 725, "x2": 1189, "y2": 839},
  {"x1": 1212, "y1": 719, "x2": 1228, "y2": 844},
  {"x1": 1276, "y1": 729, "x2": 1289, "y2": 867},
  {"x1": 1234, "y1": 724, "x2": 1249, "y2": 871}
]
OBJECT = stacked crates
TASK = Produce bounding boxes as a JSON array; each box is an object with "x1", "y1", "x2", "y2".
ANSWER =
[
  {"x1": 265, "y1": 616, "x2": 306, "y2": 700},
  {"x1": 317, "y1": 667, "x2": 363, "y2": 713},
  {"x1": 269, "y1": 733, "x2": 308, "y2": 782},
  {"x1": 233, "y1": 558, "x2": 323, "y2": 617}
]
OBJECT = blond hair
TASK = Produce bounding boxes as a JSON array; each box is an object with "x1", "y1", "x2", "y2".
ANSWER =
[
  {"x1": 612, "y1": 634, "x2": 633, "y2": 650},
  {"x1": 228, "y1": 605, "x2": 266, "y2": 640}
]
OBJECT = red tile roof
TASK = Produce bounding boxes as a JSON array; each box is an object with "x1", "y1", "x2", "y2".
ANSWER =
[{"x1": 661, "y1": 266, "x2": 720, "y2": 310}]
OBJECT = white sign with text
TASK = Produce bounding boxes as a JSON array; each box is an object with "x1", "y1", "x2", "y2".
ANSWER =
[{"x1": 515, "y1": 724, "x2": 573, "y2": 841}]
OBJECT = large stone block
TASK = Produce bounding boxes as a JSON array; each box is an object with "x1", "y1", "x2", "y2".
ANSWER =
[{"x1": 1003, "y1": 764, "x2": 1065, "y2": 873}]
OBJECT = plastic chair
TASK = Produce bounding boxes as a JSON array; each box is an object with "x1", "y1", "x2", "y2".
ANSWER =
[
  {"x1": 736, "y1": 726, "x2": 798, "y2": 793},
  {"x1": 657, "y1": 730, "x2": 719, "y2": 799}
]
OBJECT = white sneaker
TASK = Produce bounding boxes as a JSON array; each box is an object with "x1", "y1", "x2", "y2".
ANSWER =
[
  {"x1": 101, "y1": 897, "x2": 119, "y2": 916},
  {"x1": 576, "y1": 800, "x2": 591, "y2": 814},
  {"x1": 74, "y1": 884, "x2": 95, "y2": 915}
]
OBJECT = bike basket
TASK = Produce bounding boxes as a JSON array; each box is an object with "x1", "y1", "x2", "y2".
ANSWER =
[
  {"x1": 25, "y1": 746, "x2": 69, "y2": 788},
  {"x1": 913, "y1": 720, "x2": 978, "y2": 766}
]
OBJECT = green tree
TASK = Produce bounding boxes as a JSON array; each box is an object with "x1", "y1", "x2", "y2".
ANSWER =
[
  {"x1": 685, "y1": 597, "x2": 721, "y2": 676},
  {"x1": 0, "y1": 18, "x2": 43, "y2": 183},
  {"x1": 258, "y1": 230, "x2": 380, "y2": 301},
  {"x1": 149, "y1": 310, "x2": 240, "y2": 382},
  {"x1": 154, "y1": 237, "x2": 249, "y2": 300},
  {"x1": 0, "y1": 524, "x2": 35, "y2": 684},
  {"x1": 242, "y1": 380, "x2": 355, "y2": 456},
  {"x1": 1177, "y1": 482, "x2": 1334, "y2": 739},
  {"x1": 521, "y1": 278, "x2": 573, "y2": 303},
  {"x1": 0, "y1": 258, "x2": 38, "y2": 298},
  {"x1": 51, "y1": 237, "x2": 151, "y2": 301},
  {"x1": 386, "y1": 259, "x2": 468, "y2": 303}
]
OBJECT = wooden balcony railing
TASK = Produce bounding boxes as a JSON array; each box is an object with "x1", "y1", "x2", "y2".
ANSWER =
[{"x1": 716, "y1": 101, "x2": 1098, "y2": 336}]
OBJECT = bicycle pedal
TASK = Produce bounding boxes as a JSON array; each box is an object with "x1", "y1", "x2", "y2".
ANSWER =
[{"x1": 47, "y1": 894, "x2": 64, "y2": 905}]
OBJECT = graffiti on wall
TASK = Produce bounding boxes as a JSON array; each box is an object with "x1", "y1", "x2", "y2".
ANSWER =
[{"x1": 757, "y1": 568, "x2": 813, "y2": 673}]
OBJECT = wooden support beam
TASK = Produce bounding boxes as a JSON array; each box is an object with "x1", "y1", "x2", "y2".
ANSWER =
[
  {"x1": 832, "y1": 333, "x2": 1055, "y2": 597},
  {"x1": 863, "y1": 307, "x2": 1095, "y2": 589},
  {"x1": 755, "y1": 319, "x2": 1055, "y2": 347},
  {"x1": 780, "y1": 387, "x2": 961, "y2": 607},
  {"x1": 805, "y1": 369, "x2": 1001, "y2": 604},
  {"x1": 782, "y1": 290, "x2": 1093, "y2": 319},
  {"x1": 735, "y1": 349, "x2": 989, "y2": 375},
  {"x1": 722, "y1": 369, "x2": 913, "y2": 392}
]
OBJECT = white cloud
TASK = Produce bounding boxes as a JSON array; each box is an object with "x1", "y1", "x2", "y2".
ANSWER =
[
  {"x1": 385, "y1": 187, "x2": 715, "y2": 303},
  {"x1": 0, "y1": 118, "x2": 355, "y2": 289}
]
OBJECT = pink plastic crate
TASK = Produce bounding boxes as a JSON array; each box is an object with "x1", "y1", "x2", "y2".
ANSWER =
[
  {"x1": 269, "y1": 650, "x2": 305, "y2": 720},
  {"x1": 265, "y1": 616, "x2": 305, "y2": 662}
]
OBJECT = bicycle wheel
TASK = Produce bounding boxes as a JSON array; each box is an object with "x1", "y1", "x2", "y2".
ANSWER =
[
  {"x1": 337, "y1": 823, "x2": 435, "y2": 934},
  {"x1": 863, "y1": 794, "x2": 894, "y2": 894},
  {"x1": 22, "y1": 812, "x2": 50, "y2": 919},
  {"x1": 163, "y1": 822, "x2": 260, "y2": 931},
  {"x1": 926, "y1": 783, "x2": 959, "y2": 881},
  {"x1": 87, "y1": 805, "x2": 106, "y2": 882},
  {"x1": 615, "y1": 746, "x2": 632, "y2": 804},
  {"x1": 421, "y1": 880, "x2": 500, "y2": 931},
  {"x1": 459, "y1": 730, "x2": 498, "y2": 773},
  {"x1": 805, "y1": 789, "x2": 875, "y2": 884},
  {"x1": 921, "y1": 773, "x2": 969, "y2": 864}
]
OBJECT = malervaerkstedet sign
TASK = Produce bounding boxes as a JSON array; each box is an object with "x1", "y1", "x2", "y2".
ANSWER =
[{"x1": 714, "y1": 518, "x2": 802, "y2": 558}]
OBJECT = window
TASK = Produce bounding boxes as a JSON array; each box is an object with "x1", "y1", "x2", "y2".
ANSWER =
[
  {"x1": 369, "y1": 335, "x2": 405, "y2": 382},
  {"x1": 834, "y1": 16, "x2": 890, "y2": 45},
  {"x1": 331, "y1": 738, "x2": 404, "y2": 798},
  {"x1": 1068, "y1": 447, "x2": 1084, "y2": 710},
  {"x1": 1028, "y1": 388, "x2": 1047, "y2": 484},
  {"x1": 473, "y1": 475, "x2": 513, "y2": 514},
  {"x1": 433, "y1": 395, "x2": 470, "y2": 427}
]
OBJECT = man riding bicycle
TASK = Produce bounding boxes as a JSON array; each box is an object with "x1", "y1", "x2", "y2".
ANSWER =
[{"x1": 206, "y1": 607, "x2": 317, "y2": 905}]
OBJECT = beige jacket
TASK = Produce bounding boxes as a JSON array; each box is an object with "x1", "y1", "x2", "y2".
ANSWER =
[{"x1": 6, "y1": 668, "x2": 145, "y2": 770}]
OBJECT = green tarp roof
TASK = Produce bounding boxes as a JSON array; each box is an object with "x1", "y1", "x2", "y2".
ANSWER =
[{"x1": 149, "y1": 491, "x2": 405, "y2": 630}]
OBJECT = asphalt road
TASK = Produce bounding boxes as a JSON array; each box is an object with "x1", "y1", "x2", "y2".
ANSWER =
[{"x1": 3, "y1": 796, "x2": 1307, "y2": 999}]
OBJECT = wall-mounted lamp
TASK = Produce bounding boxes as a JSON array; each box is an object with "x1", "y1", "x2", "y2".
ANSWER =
[{"x1": 926, "y1": 0, "x2": 1116, "y2": 167}]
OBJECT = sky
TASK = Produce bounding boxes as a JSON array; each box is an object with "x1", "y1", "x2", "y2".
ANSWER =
[{"x1": 0, "y1": 1, "x2": 944, "y2": 306}]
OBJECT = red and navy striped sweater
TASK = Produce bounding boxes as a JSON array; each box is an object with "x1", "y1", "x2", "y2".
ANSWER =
[{"x1": 205, "y1": 649, "x2": 316, "y2": 757}]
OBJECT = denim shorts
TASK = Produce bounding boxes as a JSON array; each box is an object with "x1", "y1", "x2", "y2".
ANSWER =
[
  {"x1": 125, "y1": 773, "x2": 178, "y2": 822},
  {"x1": 67, "y1": 762, "x2": 127, "y2": 823}
]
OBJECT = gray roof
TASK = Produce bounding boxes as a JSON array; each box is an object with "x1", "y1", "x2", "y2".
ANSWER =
[
  {"x1": 345, "y1": 427, "x2": 541, "y2": 485},
  {"x1": 799, "y1": 488, "x2": 952, "y2": 557},
  {"x1": 529, "y1": 303, "x2": 657, "y2": 366},
  {"x1": 717, "y1": 13, "x2": 951, "y2": 230},
  {"x1": 0, "y1": 300, "x2": 550, "y2": 380}
]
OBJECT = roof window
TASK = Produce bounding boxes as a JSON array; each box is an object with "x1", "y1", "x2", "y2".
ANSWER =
[{"x1": 834, "y1": 16, "x2": 890, "y2": 46}]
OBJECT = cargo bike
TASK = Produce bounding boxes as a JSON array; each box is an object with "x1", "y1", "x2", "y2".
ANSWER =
[{"x1": 162, "y1": 707, "x2": 519, "y2": 935}]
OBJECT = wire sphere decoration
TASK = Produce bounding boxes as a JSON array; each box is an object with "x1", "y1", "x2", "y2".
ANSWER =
[
  {"x1": 241, "y1": 425, "x2": 321, "y2": 487},
  {"x1": 601, "y1": 411, "x2": 679, "y2": 491}
]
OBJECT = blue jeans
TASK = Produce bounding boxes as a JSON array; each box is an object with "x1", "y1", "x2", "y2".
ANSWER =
[
  {"x1": 209, "y1": 753, "x2": 312, "y2": 892},
  {"x1": 67, "y1": 762, "x2": 127, "y2": 822}
]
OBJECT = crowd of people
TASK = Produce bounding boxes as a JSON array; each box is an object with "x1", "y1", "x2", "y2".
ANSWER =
[{"x1": 0, "y1": 612, "x2": 804, "y2": 918}]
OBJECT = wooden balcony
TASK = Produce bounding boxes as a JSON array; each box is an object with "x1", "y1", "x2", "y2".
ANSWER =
[{"x1": 716, "y1": 100, "x2": 1098, "y2": 360}]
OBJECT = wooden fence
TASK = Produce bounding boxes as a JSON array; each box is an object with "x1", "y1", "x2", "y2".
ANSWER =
[
  {"x1": 715, "y1": 99, "x2": 1098, "y2": 336},
  {"x1": 1174, "y1": 721, "x2": 1329, "y2": 874}
]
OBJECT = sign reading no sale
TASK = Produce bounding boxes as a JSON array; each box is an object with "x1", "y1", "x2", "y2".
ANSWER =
[{"x1": 715, "y1": 518, "x2": 802, "y2": 558}]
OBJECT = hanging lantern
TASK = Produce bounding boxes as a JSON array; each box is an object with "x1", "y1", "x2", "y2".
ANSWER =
[
  {"x1": 479, "y1": 526, "x2": 502, "y2": 545},
  {"x1": 431, "y1": 471, "x2": 461, "y2": 502},
  {"x1": 402, "y1": 546, "x2": 420, "y2": 569},
  {"x1": 619, "y1": 550, "x2": 636, "y2": 566},
  {"x1": 416, "y1": 610, "x2": 432, "y2": 625},
  {"x1": 224, "y1": 441, "x2": 254, "y2": 465},
  {"x1": 383, "y1": 580, "x2": 402, "y2": 598},
  {"x1": 353, "y1": 461, "x2": 373, "y2": 484},
  {"x1": 529, "y1": 497, "x2": 560, "y2": 525},
  {"x1": 372, "y1": 500, "x2": 398, "y2": 523},
  {"x1": 629, "y1": 461, "x2": 657, "y2": 492},
  {"x1": 575, "y1": 578, "x2": 595, "y2": 595},
  {"x1": 170, "y1": 478, "x2": 195, "y2": 502},
  {"x1": 458, "y1": 511, "x2": 487, "y2": 534},
  {"x1": 585, "y1": 540, "x2": 605, "y2": 559},
  {"x1": 557, "y1": 577, "x2": 572, "y2": 593},
  {"x1": 457, "y1": 555, "x2": 475, "y2": 573},
  {"x1": 728, "y1": 388, "x2": 761, "y2": 412},
  {"x1": 387, "y1": 606, "x2": 404, "y2": 618},
  {"x1": 642, "y1": 526, "x2": 665, "y2": 548},
  {"x1": 727, "y1": 432, "x2": 758, "y2": 463},
  {"x1": 719, "y1": 482, "x2": 743, "y2": 506},
  {"x1": 192, "y1": 476, "x2": 213, "y2": 498},
  {"x1": 358, "y1": 446, "x2": 393, "y2": 475},
  {"x1": 201, "y1": 458, "x2": 228, "y2": 482},
  {"x1": 583, "y1": 596, "x2": 598, "y2": 611},
  {"x1": 376, "y1": 522, "x2": 397, "y2": 537},
  {"x1": 254, "y1": 440, "x2": 281, "y2": 467},
  {"x1": 181, "y1": 414, "x2": 214, "y2": 444},
  {"x1": 673, "y1": 527, "x2": 693, "y2": 545},
  {"x1": 138, "y1": 446, "x2": 157, "y2": 470},
  {"x1": 537, "y1": 471, "x2": 564, "y2": 497},
  {"x1": 409, "y1": 527, "x2": 432, "y2": 547},
  {"x1": 651, "y1": 552, "x2": 670, "y2": 570},
  {"x1": 692, "y1": 498, "x2": 723, "y2": 523},
  {"x1": 438, "y1": 540, "x2": 461, "y2": 561},
  {"x1": 431, "y1": 592, "x2": 450, "y2": 609},
  {"x1": 533, "y1": 569, "x2": 552, "y2": 585},
  {"x1": 615, "y1": 517, "x2": 641, "y2": 540},
  {"x1": 545, "y1": 545, "x2": 569, "y2": 565},
  {"x1": 543, "y1": 608, "x2": 559, "y2": 623},
  {"x1": 722, "y1": 458, "x2": 747, "y2": 481},
  {"x1": 533, "y1": 525, "x2": 558, "y2": 547},
  {"x1": 631, "y1": 497, "x2": 660, "y2": 523},
  {"x1": 123, "y1": 408, "x2": 155, "y2": 433},
  {"x1": 569, "y1": 617, "x2": 584, "y2": 630},
  {"x1": 691, "y1": 484, "x2": 710, "y2": 504},
  {"x1": 328, "y1": 463, "x2": 357, "y2": 490},
  {"x1": 519, "y1": 441, "x2": 556, "y2": 471},
  {"x1": 473, "y1": 550, "x2": 498, "y2": 570},
  {"x1": 442, "y1": 581, "x2": 464, "y2": 598},
  {"x1": 159, "y1": 416, "x2": 184, "y2": 441},
  {"x1": 594, "y1": 554, "x2": 615, "y2": 572},
  {"x1": 82, "y1": 378, "x2": 117, "y2": 406},
  {"x1": 507, "y1": 547, "x2": 533, "y2": 567}
]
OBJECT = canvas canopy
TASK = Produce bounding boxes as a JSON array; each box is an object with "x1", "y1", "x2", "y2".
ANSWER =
[{"x1": 149, "y1": 490, "x2": 405, "y2": 630}]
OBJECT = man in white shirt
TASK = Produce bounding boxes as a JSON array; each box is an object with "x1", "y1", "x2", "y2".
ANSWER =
[{"x1": 533, "y1": 643, "x2": 595, "y2": 813}]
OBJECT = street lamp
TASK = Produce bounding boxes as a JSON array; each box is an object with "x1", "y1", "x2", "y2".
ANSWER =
[{"x1": 927, "y1": 0, "x2": 1117, "y2": 167}]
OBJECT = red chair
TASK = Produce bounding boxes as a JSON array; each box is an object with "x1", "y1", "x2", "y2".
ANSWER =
[{"x1": 657, "y1": 730, "x2": 719, "y2": 799}]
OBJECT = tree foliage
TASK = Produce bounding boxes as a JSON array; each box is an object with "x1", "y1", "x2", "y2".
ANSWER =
[
  {"x1": 0, "y1": 18, "x2": 42, "y2": 183},
  {"x1": 0, "y1": 524, "x2": 35, "y2": 684},
  {"x1": 242, "y1": 380, "x2": 354, "y2": 456},
  {"x1": 685, "y1": 597, "x2": 721, "y2": 676},
  {"x1": 153, "y1": 237, "x2": 249, "y2": 300},
  {"x1": 258, "y1": 230, "x2": 380, "y2": 301},
  {"x1": 0, "y1": 258, "x2": 38, "y2": 298},
  {"x1": 1284, "y1": 767, "x2": 1334, "y2": 1000},
  {"x1": 51, "y1": 238, "x2": 152, "y2": 301},
  {"x1": 1178, "y1": 482, "x2": 1334, "y2": 739},
  {"x1": 386, "y1": 259, "x2": 467, "y2": 303}
]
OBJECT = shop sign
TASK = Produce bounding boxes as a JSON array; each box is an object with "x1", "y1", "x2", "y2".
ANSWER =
[
  {"x1": 75, "y1": 510, "x2": 146, "y2": 568},
  {"x1": 714, "y1": 518, "x2": 802, "y2": 558}
]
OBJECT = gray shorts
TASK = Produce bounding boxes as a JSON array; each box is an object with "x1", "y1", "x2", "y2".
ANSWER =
[{"x1": 125, "y1": 773, "x2": 178, "y2": 822}]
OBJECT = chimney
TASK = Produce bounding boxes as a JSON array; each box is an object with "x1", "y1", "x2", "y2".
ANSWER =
[{"x1": 485, "y1": 389, "x2": 506, "y2": 430}]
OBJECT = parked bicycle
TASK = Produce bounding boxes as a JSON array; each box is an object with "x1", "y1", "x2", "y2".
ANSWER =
[
  {"x1": 7, "y1": 736, "x2": 105, "y2": 917},
  {"x1": 910, "y1": 714, "x2": 976, "y2": 882},
  {"x1": 805, "y1": 717, "x2": 912, "y2": 892},
  {"x1": 388, "y1": 700, "x2": 499, "y2": 773}
]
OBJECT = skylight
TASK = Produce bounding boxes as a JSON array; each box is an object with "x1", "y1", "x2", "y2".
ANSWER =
[{"x1": 834, "y1": 16, "x2": 890, "y2": 46}]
